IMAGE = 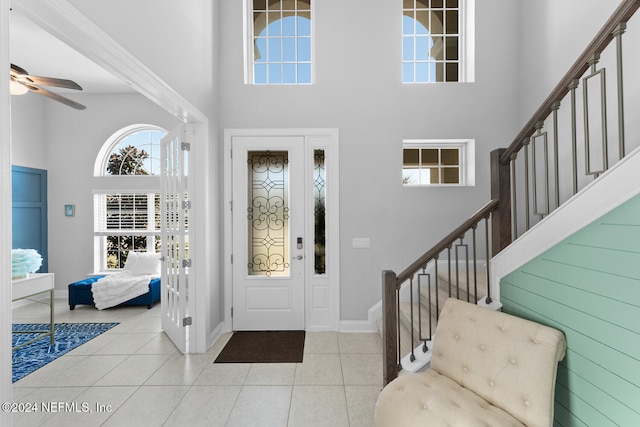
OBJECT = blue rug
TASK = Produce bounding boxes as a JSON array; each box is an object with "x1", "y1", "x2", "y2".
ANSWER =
[{"x1": 12, "y1": 322, "x2": 119, "y2": 383}]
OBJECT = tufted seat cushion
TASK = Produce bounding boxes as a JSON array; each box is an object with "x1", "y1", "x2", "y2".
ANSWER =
[
  {"x1": 375, "y1": 298, "x2": 566, "y2": 427},
  {"x1": 375, "y1": 369, "x2": 525, "y2": 427}
]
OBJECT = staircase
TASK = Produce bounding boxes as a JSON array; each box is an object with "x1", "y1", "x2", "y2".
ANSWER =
[
  {"x1": 381, "y1": 0, "x2": 640, "y2": 386},
  {"x1": 379, "y1": 268, "x2": 486, "y2": 373}
]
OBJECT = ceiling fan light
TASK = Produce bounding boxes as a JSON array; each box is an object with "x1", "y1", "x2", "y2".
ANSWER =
[{"x1": 10, "y1": 80, "x2": 29, "y2": 95}]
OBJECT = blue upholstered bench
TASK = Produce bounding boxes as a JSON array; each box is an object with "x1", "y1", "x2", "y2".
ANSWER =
[{"x1": 68, "y1": 275, "x2": 161, "y2": 310}]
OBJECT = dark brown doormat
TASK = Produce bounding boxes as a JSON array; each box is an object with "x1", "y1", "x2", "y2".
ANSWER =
[{"x1": 214, "y1": 330, "x2": 305, "y2": 363}]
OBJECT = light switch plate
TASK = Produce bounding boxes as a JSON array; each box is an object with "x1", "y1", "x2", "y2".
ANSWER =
[{"x1": 352, "y1": 238, "x2": 370, "y2": 249}]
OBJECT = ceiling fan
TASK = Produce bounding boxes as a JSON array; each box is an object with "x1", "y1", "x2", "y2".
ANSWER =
[{"x1": 10, "y1": 63, "x2": 86, "y2": 110}]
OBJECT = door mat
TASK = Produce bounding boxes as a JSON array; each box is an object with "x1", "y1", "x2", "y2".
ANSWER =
[{"x1": 214, "y1": 330, "x2": 305, "y2": 363}]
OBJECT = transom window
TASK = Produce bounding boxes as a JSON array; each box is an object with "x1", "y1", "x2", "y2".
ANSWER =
[
  {"x1": 94, "y1": 124, "x2": 167, "y2": 271},
  {"x1": 246, "y1": 0, "x2": 313, "y2": 84},
  {"x1": 403, "y1": 0, "x2": 473, "y2": 83},
  {"x1": 403, "y1": 139, "x2": 475, "y2": 186}
]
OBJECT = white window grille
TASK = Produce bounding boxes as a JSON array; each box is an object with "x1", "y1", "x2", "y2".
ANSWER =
[
  {"x1": 402, "y1": 0, "x2": 474, "y2": 83},
  {"x1": 245, "y1": 0, "x2": 313, "y2": 84},
  {"x1": 94, "y1": 193, "x2": 161, "y2": 269},
  {"x1": 403, "y1": 139, "x2": 475, "y2": 186},
  {"x1": 93, "y1": 125, "x2": 167, "y2": 271}
]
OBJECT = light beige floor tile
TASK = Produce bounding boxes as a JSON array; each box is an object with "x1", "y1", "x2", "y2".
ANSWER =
[
  {"x1": 65, "y1": 332, "x2": 120, "y2": 356},
  {"x1": 115, "y1": 315, "x2": 162, "y2": 333},
  {"x1": 101, "y1": 385, "x2": 190, "y2": 427},
  {"x1": 40, "y1": 386, "x2": 138, "y2": 427},
  {"x1": 294, "y1": 353, "x2": 343, "y2": 385},
  {"x1": 164, "y1": 385, "x2": 241, "y2": 427},
  {"x1": 225, "y1": 385, "x2": 292, "y2": 427},
  {"x1": 341, "y1": 353, "x2": 383, "y2": 385},
  {"x1": 288, "y1": 385, "x2": 349, "y2": 427},
  {"x1": 304, "y1": 331, "x2": 339, "y2": 354},
  {"x1": 337, "y1": 332, "x2": 380, "y2": 354},
  {"x1": 49, "y1": 355, "x2": 128, "y2": 387},
  {"x1": 94, "y1": 354, "x2": 171, "y2": 386},
  {"x1": 194, "y1": 362, "x2": 251, "y2": 386},
  {"x1": 245, "y1": 363, "x2": 296, "y2": 385},
  {"x1": 12, "y1": 355, "x2": 88, "y2": 388},
  {"x1": 11, "y1": 386, "x2": 88, "y2": 427},
  {"x1": 145, "y1": 354, "x2": 212, "y2": 386},
  {"x1": 345, "y1": 385, "x2": 382, "y2": 427},
  {"x1": 134, "y1": 333, "x2": 179, "y2": 355},
  {"x1": 92, "y1": 333, "x2": 158, "y2": 355}
]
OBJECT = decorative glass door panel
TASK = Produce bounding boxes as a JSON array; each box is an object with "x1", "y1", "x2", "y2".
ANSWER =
[
  {"x1": 247, "y1": 150, "x2": 290, "y2": 277},
  {"x1": 232, "y1": 137, "x2": 305, "y2": 330}
]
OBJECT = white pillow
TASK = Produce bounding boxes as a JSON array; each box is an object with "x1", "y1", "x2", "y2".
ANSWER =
[
  {"x1": 130, "y1": 252, "x2": 161, "y2": 275},
  {"x1": 123, "y1": 251, "x2": 139, "y2": 273}
]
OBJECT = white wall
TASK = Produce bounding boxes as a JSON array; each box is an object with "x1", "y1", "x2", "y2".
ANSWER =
[
  {"x1": 66, "y1": 0, "x2": 215, "y2": 117},
  {"x1": 11, "y1": 93, "x2": 47, "y2": 169},
  {"x1": 219, "y1": 0, "x2": 522, "y2": 321},
  {"x1": 517, "y1": 0, "x2": 622, "y2": 125}
]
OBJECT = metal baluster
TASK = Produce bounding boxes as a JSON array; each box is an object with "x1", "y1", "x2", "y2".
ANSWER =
[
  {"x1": 421, "y1": 268, "x2": 429, "y2": 354},
  {"x1": 510, "y1": 153, "x2": 518, "y2": 239},
  {"x1": 409, "y1": 277, "x2": 415, "y2": 362},
  {"x1": 434, "y1": 255, "x2": 440, "y2": 319},
  {"x1": 569, "y1": 79, "x2": 579, "y2": 195},
  {"x1": 583, "y1": 54, "x2": 608, "y2": 178},
  {"x1": 614, "y1": 22, "x2": 626, "y2": 160},
  {"x1": 531, "y1": 122, "x2": 549, "y2": 220},
  {"x1": 396, "y1": 284, "x2": 401, "y2": 372},
  {"x1": 447, "y1": 245, "x2": 452, "y2": 298},
  {"x1": 472, "y1": 224, "x2": 478, "y2": 303},
  {"x1": 552, "y1": 102, "x2": 561, "y2": 209},
  {"x1": 417, "y1": 268, "x2": 424, "y2": 353},
  {"x1": 523, "y1": 138, "x2": 531, "y2": 231},
  {"x1": 455, "y1": 239, "x2": 460, "y2": 299},
  {"x1": 484, "y1": 217, "x2": 492, "y2": 305}
]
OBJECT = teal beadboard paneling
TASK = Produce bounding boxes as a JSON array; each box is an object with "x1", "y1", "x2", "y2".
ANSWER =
[{"x1": 500, "y1": 194, "x2": 640, "y2": 426}]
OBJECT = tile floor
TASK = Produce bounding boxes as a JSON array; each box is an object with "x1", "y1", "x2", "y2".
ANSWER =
[{"x1": 11, "y1": 298, "x2": 383, "y2": 426}]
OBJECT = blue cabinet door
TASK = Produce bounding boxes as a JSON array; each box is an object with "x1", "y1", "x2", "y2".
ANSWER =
[{"x1": 12, "y1": 166, "x2": 48, "y2": 273}]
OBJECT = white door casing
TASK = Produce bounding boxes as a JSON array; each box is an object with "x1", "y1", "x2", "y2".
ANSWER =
[
  {"x1": 160, "y1": 123, "x2": 192, "y2": 353},
  {"x1": 225, "y1": 129, "x2": 340, "y2": 332}
]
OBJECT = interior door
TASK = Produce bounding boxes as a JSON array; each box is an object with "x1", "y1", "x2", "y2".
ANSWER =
[
  {"x1": 160, "y1": 123, "x2": 191, "y2": 353},
  {"x1": 232, "y1": 136, "x2": 305, "y2": 330}
]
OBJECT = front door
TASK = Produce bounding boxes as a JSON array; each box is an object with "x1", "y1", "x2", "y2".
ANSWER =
[{"x1": 232, "y1": 136, "x2": 305, "y2": 330}]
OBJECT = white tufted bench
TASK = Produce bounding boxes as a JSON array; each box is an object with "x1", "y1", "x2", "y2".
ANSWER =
[{"x1": 375, "y1": 298, "x2": 566, "y2": 427}]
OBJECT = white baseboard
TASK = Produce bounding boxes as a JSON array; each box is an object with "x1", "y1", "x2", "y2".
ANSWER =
[
  {"x1": 339, "y1": 320, "x2": 378, "y2": 333},
  {"x1": 207, "y1": 322, "x2": 226, "y2": 351}
]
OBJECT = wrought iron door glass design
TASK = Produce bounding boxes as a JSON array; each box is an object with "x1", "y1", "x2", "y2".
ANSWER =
[
  {"x1": 247, "y1": 150, "x2": 290, "y2": 276},
  {"x1": 314, "y1": 150, "x2": 326, "y2": 274}
]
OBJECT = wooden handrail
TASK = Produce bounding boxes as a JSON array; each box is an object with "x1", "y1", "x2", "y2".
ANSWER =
[
  {"x1": 500, "y1": 0, "x2": 640, "y2": 164},
  {"x1": 395, "y1": 199, "x2": 499, "y2": 284}
]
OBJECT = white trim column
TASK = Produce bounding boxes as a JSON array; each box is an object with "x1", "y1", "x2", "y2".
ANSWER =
[{"x1": 1, "y1": 0, "x2": 13, "y2": 421}]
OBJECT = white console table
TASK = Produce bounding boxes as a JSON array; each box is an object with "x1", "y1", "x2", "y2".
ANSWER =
[{"x1": 12, "y1": 273, "x2": 55, "y2": 350}]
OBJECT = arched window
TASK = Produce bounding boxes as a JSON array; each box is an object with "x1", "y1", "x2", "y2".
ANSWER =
[
  {"x1": 247, "y1": 0, "x2": 312, "y2": 84},
  {"x1": 93, "y1": 124, "x2": 167, "y2": 271},
  {"x1": 403, "y1": 0, "x2": 473, "y2": 83},
  {"x1": 94, "y1": 124, "x2": 165, "y2": 176}
]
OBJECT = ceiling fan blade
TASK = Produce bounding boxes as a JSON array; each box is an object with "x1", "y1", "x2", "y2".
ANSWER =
[
  {"x1": 27, "y1": 85, "x2": 86, "y2": 110},
  {"x1": 25, "y1": 75, "x2": 83, "y2": 90},
  {"x1": 10, "y1": 63, "x2": 29, "y2": 75}
]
